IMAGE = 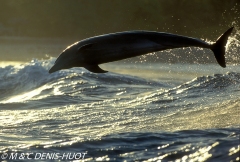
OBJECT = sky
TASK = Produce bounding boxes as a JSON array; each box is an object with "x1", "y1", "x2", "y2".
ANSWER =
[
  {"x1": 0, "y1": 0, "x2": 239, "y2": 62},
  {"x1": 0, "y1": 0, "x2": 238, "y2": 39}
]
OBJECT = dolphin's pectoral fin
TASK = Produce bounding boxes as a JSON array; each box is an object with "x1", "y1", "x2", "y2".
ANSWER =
[{"x1": 84, "y1": 65, "x2": 108, "y2": 73}]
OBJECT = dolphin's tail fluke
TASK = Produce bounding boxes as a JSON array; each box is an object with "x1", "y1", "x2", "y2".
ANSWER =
[{"x1": 211, "y1": 27, "x2": 234, "y2": 68}]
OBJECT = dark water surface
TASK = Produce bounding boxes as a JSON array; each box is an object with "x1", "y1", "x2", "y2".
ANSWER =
[{"x1": 0, "y1": 58, "x2": 239, "y2": 161}]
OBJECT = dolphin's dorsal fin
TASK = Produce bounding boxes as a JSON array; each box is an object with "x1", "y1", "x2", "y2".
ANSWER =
[
  {"x1": 84, "y1": 65, "x2": 108, "y2": 73},
  {"x1": 78, "y1": 43, "x2": 94, "y2": 51}
]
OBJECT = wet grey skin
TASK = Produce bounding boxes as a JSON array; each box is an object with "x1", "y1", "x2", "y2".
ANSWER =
[{"x1": 49, "y1": 27, "x2": 234, "y2": 73}]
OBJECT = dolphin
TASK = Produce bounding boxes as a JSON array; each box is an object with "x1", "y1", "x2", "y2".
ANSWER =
[{"x1": 49, "y1": 27, "x2": 234, "y2": 73}]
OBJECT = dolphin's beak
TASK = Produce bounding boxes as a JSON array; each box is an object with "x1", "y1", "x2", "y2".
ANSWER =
[
  {"x1": 49, "y1": 64, "x2": 60, "y2": 73},
  {"x1": 49, "y1": 56, "x2": 76, "y2": 73}
]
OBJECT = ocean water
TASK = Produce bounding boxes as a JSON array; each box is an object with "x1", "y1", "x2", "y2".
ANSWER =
[{"x1": 0, "y1": 57, "x2": 239, "y2": 161}]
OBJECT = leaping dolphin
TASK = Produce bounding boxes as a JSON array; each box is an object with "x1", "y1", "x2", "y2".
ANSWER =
[{"x1": 49, "y1": 27, "x2": 233, "y2": 73}]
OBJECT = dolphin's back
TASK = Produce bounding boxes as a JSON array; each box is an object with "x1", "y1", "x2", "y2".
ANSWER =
[
  {"x1": 81, "y1": 31, "x2": 210, "y2": 49},
  {"x1": 76, "y1": 31, "x2": 210, "y2": 65}
]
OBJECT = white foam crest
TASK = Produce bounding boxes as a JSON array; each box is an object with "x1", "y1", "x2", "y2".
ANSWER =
[
  {"x1": 0, "y1": 58, "x2": 66, "y2": 101},
  {"x1": 225, "y1": 22, "x2": 240, "y2": 65}
]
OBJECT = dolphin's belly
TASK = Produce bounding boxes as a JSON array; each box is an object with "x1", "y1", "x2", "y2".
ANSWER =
[{"x1": 83, "y1": 40, "x2": 164, "y2": 64}]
